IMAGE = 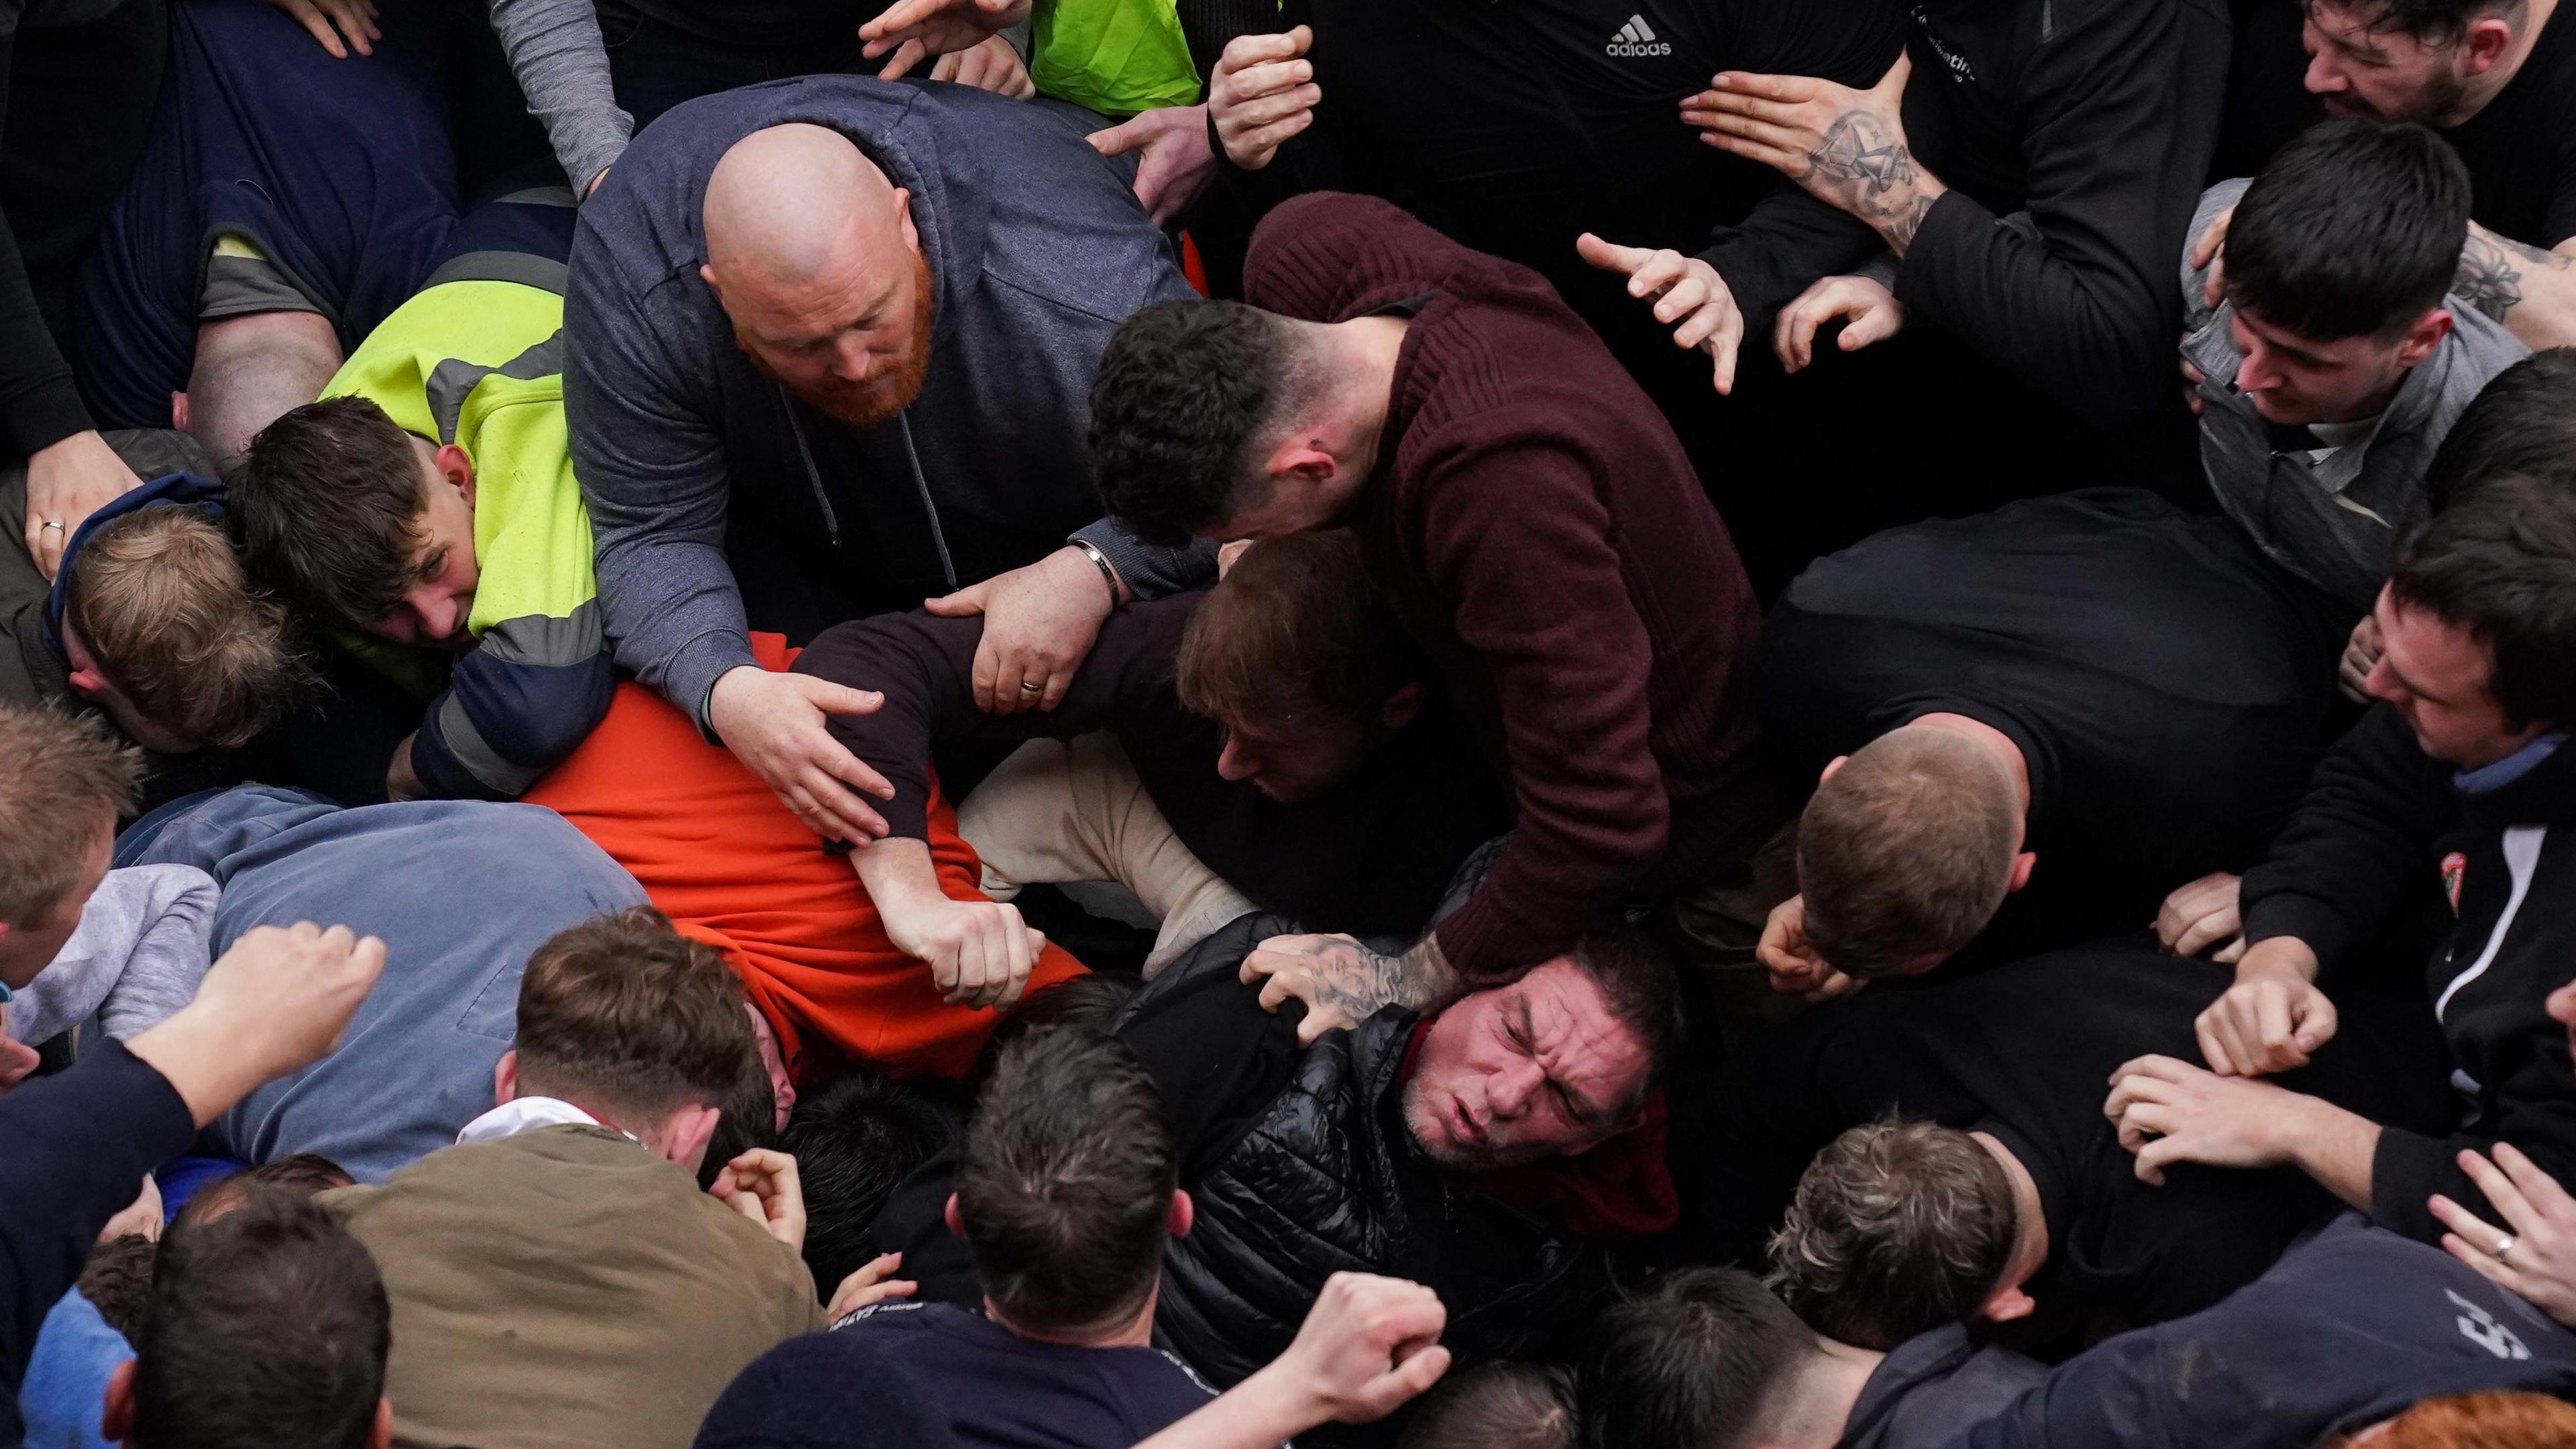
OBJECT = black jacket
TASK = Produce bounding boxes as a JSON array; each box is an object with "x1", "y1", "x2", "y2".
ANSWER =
[
  {"x1": 2244, "y1": 706, "x2": 2576, "y2": 1243},
  {"x1": 1117, "y1": 915, "x2": 1590, "y2": 1391}
]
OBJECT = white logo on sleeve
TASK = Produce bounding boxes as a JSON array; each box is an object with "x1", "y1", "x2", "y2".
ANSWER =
[
  {"x1": 1607, "y1": 14, "x2": 1672, "y2": 56},
  {"x1": 2449, "y1": 1289, "x2": 2533, "y2": 1360}
]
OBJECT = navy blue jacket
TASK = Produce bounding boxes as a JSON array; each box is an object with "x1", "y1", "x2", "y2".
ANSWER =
[
  {"x1": 1941, "y1": 1215, "x2": 2576, "y2": 1449},
  {"x1": 74, "y1": 0, "x2": 458, "y2": 427},
  {"x1": 0, "y1": 1042, "x2": 195, "y2": 1448}
]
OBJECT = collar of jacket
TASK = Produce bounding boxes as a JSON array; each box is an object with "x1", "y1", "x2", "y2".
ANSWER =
[
  {"x1": 41, "y1": 470, "x2": 229, "y2": 664},
  {"x1": 2457, "y1": 728, "x2": 2576, "y2": 830}
]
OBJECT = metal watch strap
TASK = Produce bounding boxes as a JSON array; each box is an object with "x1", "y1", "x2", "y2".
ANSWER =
[{"x1": 1074, "y1": 539, "x2": 1123, "y2": 607}]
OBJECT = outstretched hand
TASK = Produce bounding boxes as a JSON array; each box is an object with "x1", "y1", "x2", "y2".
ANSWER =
[
  {"x1": 2433, "y1": 1143, "x2": 2576, "y2": 1330},
  {"x1": 859, "y1": 0, "x2": 1028, "y2": 71},
  {"x1": 1682, "y1": 56, "x2": 1940, "y2": 251},
  {"x1": 1576, "y1": 233, "x2": 1745, "y2": 394},
  {"x1": 262, "y1": 0, "x2": 378, "y2": 57}
]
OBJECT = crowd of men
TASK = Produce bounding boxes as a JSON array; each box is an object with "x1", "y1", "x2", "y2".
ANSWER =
[{"x1": 7, "y1": 0, "x2": 2576, "y2": 1444}]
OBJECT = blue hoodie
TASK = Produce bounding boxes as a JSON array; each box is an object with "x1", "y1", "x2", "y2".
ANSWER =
[
  {"x1": 565, "y1": 78, "x2": 1208, "y2": 729},
  {"x1": 115, "y1": 786, "x2": 646, "y2": 1181}
]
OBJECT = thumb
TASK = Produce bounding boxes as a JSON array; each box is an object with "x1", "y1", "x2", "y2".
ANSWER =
[
  {"x1": 1024, "y1": 926, "x2": 1046, "y2": 955},
  {"x1": 1845, "y1": 304, "x2": 1901, "y2": 349},
  {"x1": 1574, "y1": 233, "x2": 1640, "y2": 274},
  {"x1": 1088, "y1": 117, "x2": 1148, "y2": 156},
  {"x1": 922, "y1": 582, "x2": 990, "y2": 616},
  {"x1": 1379, "y1": 1344, "x2": 1452, "y2": 1407},
  {"x1": 1877, "y1": 50, "x2": 1911, "y2": 95},
  {"x1": 800, "y1": 676, "x2": 886, "y2": 718}
]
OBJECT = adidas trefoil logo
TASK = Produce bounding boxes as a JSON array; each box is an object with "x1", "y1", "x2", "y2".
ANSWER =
[{"x1": 1606, "y1": 13, "x2": 1672, "y2": 56}]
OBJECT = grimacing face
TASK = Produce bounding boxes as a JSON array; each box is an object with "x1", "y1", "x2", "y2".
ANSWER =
[
  {"x1": 2301, "y1": 0, "x2": 2476, "y2": 123},
  {"x1": 1401, "y1": 959, "x2": 1650, "y2": 1174}
]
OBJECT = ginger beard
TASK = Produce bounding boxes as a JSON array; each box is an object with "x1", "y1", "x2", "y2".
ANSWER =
[{"x1": 739, "y1": 249, "x2": 937, "y2": 428}]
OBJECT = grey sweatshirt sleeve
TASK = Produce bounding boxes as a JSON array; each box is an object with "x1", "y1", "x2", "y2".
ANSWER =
[
  {"x1": 7, "y1": 867, "x2": 217, "y2": 1049},
  {"x1": 487, "y1": 0, "x2": 633, "y2": 194},
  {"x1": 564, "y1": 262, "x2": 757, "y2": 731},
  {"x1": 1069, "y1": 520, "x2": 1219, "y2": 600}
]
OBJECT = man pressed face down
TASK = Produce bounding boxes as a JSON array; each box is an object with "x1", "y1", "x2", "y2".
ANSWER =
[
  {"x1": 1401, "y1": 959, "x2": 1650, "y2": 1174},
  {"x1": 372, "y1": 447, "x2": 480, "y2": 651}
]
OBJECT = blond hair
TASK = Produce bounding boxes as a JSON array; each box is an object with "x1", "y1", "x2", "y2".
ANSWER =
[
  {"x1": 0, "y1": 704, "x2": 140, "y2": 922},
  {"x1": 68, "y1": 506, "x2": 311, "y2": 749}
]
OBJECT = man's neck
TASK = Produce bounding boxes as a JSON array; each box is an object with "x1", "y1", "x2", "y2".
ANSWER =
[
  {"x1": 1324, "y1": 315, "x2": 1410, "y2": 486},
  {"x1": 1970, "y1": 1130, "x2": 2053, "y2": 1283},
  {"x1": 1770, "y1": 1338, "x2": 1890, "y2": 1449},
  {"x1": 983, "y1": 1289, "x2": 1159, "y2": 1350},
  {"x1": 1907, "y1": 714, "x2": 2033, "y2": 817},
  {"x1": 2455, "y1": 0, "x2": 2557, "y2": 125}
]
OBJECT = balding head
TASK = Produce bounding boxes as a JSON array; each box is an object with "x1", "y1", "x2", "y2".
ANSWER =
[{"x1": 700, "y1": 123, "x2": 934, "y2": 427}]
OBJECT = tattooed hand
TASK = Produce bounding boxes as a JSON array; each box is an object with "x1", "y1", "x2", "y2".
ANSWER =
[
  {"x1": 1241, "y1": 932, "x2": 1457, "y2": 1044},
  {"x1": 1682, "y1": 55, "x2": 1944, "y2": 254}
]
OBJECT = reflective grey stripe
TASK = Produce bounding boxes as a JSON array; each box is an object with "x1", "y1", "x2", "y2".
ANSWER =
[
  {"x1": 423, "y1": 331, "x2": 568, "y2": 445},
  {"x1": 478, "y1": 601, "x2": 604, "y2": 669},
  {"x1": 419, "y1": 250, "x2": 572, "y2": 297},
  {"x1": 434, "y1": 690, "x2": 545, "y2": 797}
]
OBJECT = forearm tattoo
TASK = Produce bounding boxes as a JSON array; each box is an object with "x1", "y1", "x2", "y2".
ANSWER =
[
  {"x1": 2454, "y1": 229, "x2": 2568, "y2": 323},
  {"x1": 1807, "y1": 111, "x2": 1935, "y2": 250},
  {"x1": 1283, "y1": 934, "x2": 1458, "y2": 1024}
]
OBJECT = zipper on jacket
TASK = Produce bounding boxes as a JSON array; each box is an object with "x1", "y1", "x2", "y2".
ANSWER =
[
  {"x1": 900, "y1": 413, "x2": 958, "y2": 593},
  {"x1": 780, "y1": 388, "x2": 843, "y2": 551}
]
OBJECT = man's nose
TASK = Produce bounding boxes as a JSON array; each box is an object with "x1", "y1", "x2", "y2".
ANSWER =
[
  {"x1": 1216, "y1": 737, "x2": 1256, "y2": 782},
  {"x1": 2361, "y1": 651, "x2": 2404, "y2": 706},
  {"x1": 1487, "y1": 1062, "x2": 1542, "y2": 1119},
  {"x1": 830, "y1": 335, "x2": 876, "y2": 384},
  {"x1": 2302, "y1": 50, "x2": 2345, "y2": 95},
  {"x1": 2236, "y1": 345, "x2": 2280, "y2": 394},
  {"x1": 409, "y1": 588, "x2": 456, "y2": 639}
]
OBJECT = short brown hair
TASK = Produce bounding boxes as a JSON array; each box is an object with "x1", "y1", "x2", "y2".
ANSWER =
[
  {"x1": 1796, "y1": 728, "x2": 2021, "y2": 979},
  {"x1": 1175, "y1": 531, "x2": 1423, "y2": 731},
  {"x1": 68, "y1": 506, "x2": 312, "y2": 749},
  {"x1": 2349, "y1": 1391, "x2": 2576, "y2": 1448},
  {"x1": 513, "y1": 908, "x2": 757, "y2": 1123},
  {"x1": 1766, "y1": 1120, "x2": 2018, "y2": 1349},
  {"x1": 0, "y1": 704, "x2": 140, "y2": 923},
  {"x1": 1401, "y1": 1362, "x2": 1576, "y2": 1449},
  {"x1": 233, "y1": 394, "x2": 431, "y2": 628}
]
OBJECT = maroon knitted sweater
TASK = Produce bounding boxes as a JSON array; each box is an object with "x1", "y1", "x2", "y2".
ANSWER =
[{"x1": 1244, "y1": 193, "x2": 1782, "y2": 982}]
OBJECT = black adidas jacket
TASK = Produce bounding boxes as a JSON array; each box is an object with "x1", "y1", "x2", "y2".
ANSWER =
[{"x1": 2243, "y1": 706, "x2": 2576, "y2": 1244}]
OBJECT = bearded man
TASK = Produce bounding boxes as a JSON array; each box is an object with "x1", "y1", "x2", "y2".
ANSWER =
[{"x1": 564, "y1": 79, "x2": 1205, "y2": 846}]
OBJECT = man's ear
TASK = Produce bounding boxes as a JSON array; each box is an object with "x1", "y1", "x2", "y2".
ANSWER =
[
  {"x1": 893, "y1": 186, "x2": 920, "y2": 252},
  {"x1": 2006, "y1": 851, "x2": 2037, "y2": 894},
  {"x1": 433, "y1": 443, "x2": 477, "y2": 510},
  {"x1": 64, "y1": 667, "x2": 107, "y2": 702},
  {"x1": 369, "y1": 1397, "x2": 396, "y2": 1449},
  {"x1": 1168, "y1": 1187, "x2": 1194, "y2": 1239},
  {"x1": 1982, "y1": 1283, "x2": 2037, "y2": 1324},
  {"x1": 170, "y1": 389, "x2": 191, "y2": 433},
  {"x1": 669, "y1": 1104, "x2": 721, "y2": 1171},
  {"x1": 1818, "y1": 754, "x2": 1850, "y2": 785},
  {"x1": 1378, "y1": 682, "x2": 1426, "y2": 733},
  {"x1": 943, "y1": 1191, "x2": 965, "y2": 1238},
  {"x1": 492, "y1": 1051, "x2": 519, "y2": 1106},
  {"x1": 2461, "y1": 15, "x2": 2516, "y2": 74},
  {"x1": 102, "y1": 1358, "x2": 136, "y2": 1442},
  {"x1": 698, "y1": 262, "x2": 723, "y2": 300},
  {"x1": 1265, "y1": 438, "x2": 1337, "y2": 490},
  {"x1": 2397, "y1": 308, "x2": 2455, "y2": 368}
]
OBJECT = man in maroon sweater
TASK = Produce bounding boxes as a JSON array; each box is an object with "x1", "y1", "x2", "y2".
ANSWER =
[{"x1": 1088, "y1": 191, "x2": 1787, "y2": 1031}]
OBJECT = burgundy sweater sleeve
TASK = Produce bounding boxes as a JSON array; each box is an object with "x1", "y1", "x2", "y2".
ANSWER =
[{"x1": 1413, "y1": 438, "x2": 1669, "y2": 981}]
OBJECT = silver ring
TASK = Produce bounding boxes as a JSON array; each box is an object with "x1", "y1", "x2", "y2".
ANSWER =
[
  {"x1": 2496, "y1": 1234, "x2": 2518, "y2": 1260},
  {"x1": 1017, "y1": 680, "x2": 1042, "y2": 692},
  {"x1": 38, "y1": 519, "x2": 62, "y2": 531}
]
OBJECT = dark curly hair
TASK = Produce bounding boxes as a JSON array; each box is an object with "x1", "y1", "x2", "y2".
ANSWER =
[{"x1": 1087, "y1": 299, "x2": 1308, "y2": 546}]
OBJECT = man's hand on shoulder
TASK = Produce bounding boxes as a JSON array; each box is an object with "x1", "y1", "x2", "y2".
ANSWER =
[
  {"x1": 925, "y1": 545, "x2": 1118, "y2": 716},
  {"x1": 1240, "y1": 932, "x2": 1454, "y2": 1044},
  {"x1": 1091, "y1": 105, "x2": 1220, "y2": 225},
  {"x1": 709, "y1": 665, "x2": 896, "y2": 844}
]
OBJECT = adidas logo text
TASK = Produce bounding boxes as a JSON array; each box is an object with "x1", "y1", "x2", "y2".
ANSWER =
[{"x1": 1607, "y1": 13, "x2": 1672, "y2": 56}]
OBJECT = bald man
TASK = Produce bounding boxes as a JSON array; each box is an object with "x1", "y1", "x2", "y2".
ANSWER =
[{"x1": 566, "y1": 78, "x2": 1203, "y2": 846}]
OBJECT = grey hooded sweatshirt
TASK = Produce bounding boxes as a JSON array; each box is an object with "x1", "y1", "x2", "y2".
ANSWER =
[{"x1": 564, "y1": 76, "x2": 1207, "y2": 729}]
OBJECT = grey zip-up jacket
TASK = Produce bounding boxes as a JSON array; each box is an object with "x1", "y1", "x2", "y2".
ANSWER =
[
  {"x1": 2182, "y1": 178, "x2": 2528, "y2": 611},
  {"x1": 565, "y1": 76, "x2": 1205, "y2": 728}
]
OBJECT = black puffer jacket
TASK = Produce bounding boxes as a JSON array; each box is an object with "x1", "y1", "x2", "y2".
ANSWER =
[{"x1": 1118, "y1": 914, "x2": 1592, "y2": 1391}]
